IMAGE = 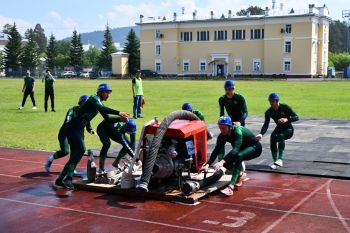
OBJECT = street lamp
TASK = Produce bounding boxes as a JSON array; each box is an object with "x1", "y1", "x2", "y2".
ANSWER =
[{"x1": 342, "y1": 10, "x2": 350, "y2": 53}]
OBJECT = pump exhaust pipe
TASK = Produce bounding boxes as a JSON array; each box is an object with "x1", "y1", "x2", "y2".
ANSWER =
[{"x1": 181, "y1": 168, "x2": 225, "y2": 196}]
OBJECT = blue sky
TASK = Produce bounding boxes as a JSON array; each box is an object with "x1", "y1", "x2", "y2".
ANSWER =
[{"x1": 0, "y1": 0, "x2": 347, "y2": 39}]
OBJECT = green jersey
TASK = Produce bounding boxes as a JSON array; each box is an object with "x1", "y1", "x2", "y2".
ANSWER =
[
  {"x1": 24, "y1": 76, "x2": 35, "y2": 91},
  {"x1": 132, "y1": 77, "x2": 143, "y2": 95},
  {"x1": 63, "y1": 106, "x2": 92, "y2": 132},
  {"x1": 219, "y1": 93, "x2": 248, "y2": 122},
  {"x1": 208, "y1": 125, "x2": 256, "y2": 165},
  {"x1": 193, "y1": 110, "x2": 205, "y2": 121},
  {"x1": 75, "y1": 95, "x2": 120, "y2": 127},
  {"x1": 44, "y1": 75, "x2": 55, "y2": 89},
  {"x1": 260, "y1": 103, "x2": 299, "y2": 135}
]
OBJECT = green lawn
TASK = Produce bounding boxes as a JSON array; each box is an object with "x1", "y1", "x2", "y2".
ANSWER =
[{"x1": 0, "y1": 78, "x2": 349, "y2": 150}]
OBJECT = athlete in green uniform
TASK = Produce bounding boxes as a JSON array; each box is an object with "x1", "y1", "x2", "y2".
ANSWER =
[
  {"x1": 45, "y1": 95, "x2": 90, "y2": 173},
  {"x1": 219, "y1": 80, "x2": 248, "y2": 126},
  {"x1": 256, "y1": 93, "x2": 299, "y2": 170},
  {"x1": 54, "y1": 83, "x2": 129, "y2": 190},
  {"x1": 182, "y1": 102, "x2": 213, "y2": 140},
  {"x1": 19, "y1": 70, "x2": 36, "y2": 110},
  {"x1": 97, "y1": 119, "x2": 138, "y2": 173},
  {"x1": 132, "y1": 70, "x2": 144, "y2": 119},
  {"x1": 200, "y1": 116, "x2": 262, "y2": 196},
  {"x1": 43, "y1": 69, "x2": 56, "y2": 112}
]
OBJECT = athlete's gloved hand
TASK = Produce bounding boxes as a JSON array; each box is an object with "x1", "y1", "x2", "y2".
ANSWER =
[
  {"x1": 233, "y1": 121, "x2": 241, "y2": 126},
  {"x1": 199, "y1": 163, "x2": 209, "y2": 173},
  {"x1": 255, "y1": 134, "x2": 263, "y2": 141},
  {"x1": 213, "y1": 160, "x2": 225, "y2": 171}
]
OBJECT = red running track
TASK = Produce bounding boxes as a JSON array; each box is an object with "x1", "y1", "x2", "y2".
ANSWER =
[{"x1": 0, "y1": 147, "x2": 349, "y2": 233}]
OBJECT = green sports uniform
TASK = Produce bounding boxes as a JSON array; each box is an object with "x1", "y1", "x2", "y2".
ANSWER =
[
  {"x1": 44, "y1": 74, "x2": 55, "y2": 112},
  {"x1": 260, "y1": 103, "x2": 299, "y2": 162},
  {"x1": 219, "y1": 93, "x2": 248, "y2": 126},
  {"x1": 97, "y1": 119, "x2": 136, "y2": 170},
  {"x1": 53, "y1": 106, "x2": 92, "y2": 160},
  {"x1": 193, "y1": 110, "x2": 205, "y2": 121},
  {"x1": 57, "y1": 95, "x2": 121, "y2": 181},
  {"x1": 21, "y1": 76, "x2": 36, "y2": 107},
  {"x1": 208, "y1": 125, "x2": 262, "y2": 185}
]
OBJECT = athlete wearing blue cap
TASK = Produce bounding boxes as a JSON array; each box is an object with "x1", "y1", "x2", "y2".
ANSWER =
[
  {"x1": 256, "y1": 93, "x2": 299, "y2": 170},
  {"x1": 54, "y1": 84, "x2": 130, "y2": 190},
  {"x1": 97, "y1": 118, "x2": 140, "y2": 173},
  {"x1": 200, "y1": 116, "x2": 262, "y2": 196},
  {"x1": 45, "y1": 95, "x2": 90, "y2": 172},
  {"x1": 219, "y1": 80, "x2": 248, "y2": 126}
]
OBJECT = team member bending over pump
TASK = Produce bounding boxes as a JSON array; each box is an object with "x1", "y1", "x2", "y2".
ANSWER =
[
  {"x1": 55, "y1": 83, "x2": 129, "y2": 190},
  {"x1": 45, "y1": 95, "x2": 91, "y2": 172},
  {"x1": 200, "y1": 116, "x2": 262, "y2": 196},
  {"x1": 256, "y1": 93, "x2": 299, "y2": 170},
  {"x1": 97, "y1": 118, "x2": 139, "y2": 173}
]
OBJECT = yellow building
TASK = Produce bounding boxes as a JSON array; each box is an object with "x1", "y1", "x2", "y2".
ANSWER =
[
  {"x1": 137, "y1": 4, "x2": 330, "y2": 78},
  {"x1": 111, "y1": 52, "x2": 129, "y2": 77}
]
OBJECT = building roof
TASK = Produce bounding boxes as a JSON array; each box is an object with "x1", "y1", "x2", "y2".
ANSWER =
[{"x1": 137, "y1": 4, "x2": 330, "y2": 25}]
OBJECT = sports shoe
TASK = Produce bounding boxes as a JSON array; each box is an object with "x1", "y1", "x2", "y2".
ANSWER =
[
  {"x1": 275, "y1": 159, "x2": 283, "y2": 167},
  {"x1": 45, "y1": 155, "x2": 53, "y2": 172},
  {"x1": 220, "y1": 185, "x2": 234, "y2": 196},
  {"x1": 18, "y1": 106, "x2": 24, "y2": 110},
  {"x1": 52, "y1": 109, "x2": 56, "y2": 112},
  {"x1": 32, "y1": 106, "x2": 37, "y2": 110},
  {"x1": 97, "y1": 168, "x2": 107, "y2": 174},
  {"x1": 63, "y1": 177, "x2": 74, "y2": 190},
  {"x1": 235, "y1": 172, "x2": 247, "y2": 187},
  {"x1": 54, "y1": 179, "x2": 65, "y2": 189},
  {"x1": 270, "y1": 163, "x2": 278, "y2": 170}
]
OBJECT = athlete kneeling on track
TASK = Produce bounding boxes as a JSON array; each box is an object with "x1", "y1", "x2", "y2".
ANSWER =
[{"x1": 200, "y1": 116, "x2": 262, "y2": 196}]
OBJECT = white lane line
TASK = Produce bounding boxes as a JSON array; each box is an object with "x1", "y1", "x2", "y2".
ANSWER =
[
  {"x1": 43, "y1": 217, "x2": 86, "y2": 233},
  {"x1": 203, "y1": 196, "x2": 350, "y2": 221},
  {"x1": 176, "y1": 205, "x2": 207, "y2": 221},
  {"x1": 256, "y1": 159, "x2": 267, "y2": 165},
  {"x1": 0, "y1": 197, "x2": 217, "y2": 233},
  {"x1": 0, "y1": 173, "x2": 21, "y2": 178},
  {"x1": 243, "y1": 184, "x2": 350, "y2": 198},
  {"x1": 202, "y1": 220, "x2": 220, "y2": 225},
  {"x1": 326, "y1": 180, "x2": 350, "y2": 233},
  {"x1": 261, "y1": 179, "x2": 332, "y2": 233},
  {"x1": 0, "y1": 157, "x2": 64, "y2": 167}
]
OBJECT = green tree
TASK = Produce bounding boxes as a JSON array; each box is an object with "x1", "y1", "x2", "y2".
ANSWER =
[
  {"x1": 329, "y1": 52, "x2": 350, "y2": 70},
  {"x1": 56, "y1": 54, "x2": 70, "y2": 69},
  {"x1": 236, "y1": 6, "x2": 264, "y2": 16},
  {"x1": 33, "y1": 24, "x2": 47, "y2": 53},
  {"x1": 4, "y1": 23, "x2": 22, "y2": 75},
  {"x1": 21, "y1": 28, "x2": 39, "y2": 71},
  {"x1": 46, "y1": 34, "x2": 58, "y2": 70},
  {"x1": 56, "y1": 40, "x2": 71, "y2": 56},
  {"x1": 124, "y1": 28, "x2": 140, "y2": 75},
  {"x1": 0, "y1": 51, "x2": 4, "y2": 70},
  {"x1": 98, "y1": 24, "x2": 117, "y2": 70},
  {"x1": 2, "y1": 24, "x2": 12, "y2": 34},
  {"x1": 329, "y1": 20, "x2": 348, "y2": 53},
  {"x1": 84, "y1": 45, "x2": 101, "y2": 67},
  {"x1": 69, "y1": 29, "x2": 84, "y2": 70}
]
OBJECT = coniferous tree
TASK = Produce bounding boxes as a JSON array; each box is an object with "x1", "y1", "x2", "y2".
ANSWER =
[
  {"x1": 98, "y1": 24, "x2": 117, "y2": 70},
  {"x1": 33, "y1": 24, "x2": 47, "y2": 53},
  {"x1": 46, "y1": 34, "x2": 58, "y2": 70},
  {"x1": 69, "y1": 29, "x2": 84, "y2": 70},
  {"x1": 124, "y1": 29, "x2": 140, "y2": 75},
  {"x1": 21, "y1": 28, "x2": 39, "y2": 71},
  {"x1": 4, "y1": 23, "x2": 22, "y2": 75}
]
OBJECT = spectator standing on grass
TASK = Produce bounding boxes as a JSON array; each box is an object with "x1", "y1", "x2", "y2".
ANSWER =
[
  {"x1": 132, "y1": 70, "x2": 144, "y2": 119},
  {"x1": 42, "y1": 69, "x2": 56, "y2": 112},
  {"x1": 19, "y1": 70, "x2": 37, "y2": 110}
]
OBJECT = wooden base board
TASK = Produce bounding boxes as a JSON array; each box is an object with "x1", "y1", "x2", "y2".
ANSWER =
[{"x1": 73, "y1": 173, "x2": 231, "y2": 204}]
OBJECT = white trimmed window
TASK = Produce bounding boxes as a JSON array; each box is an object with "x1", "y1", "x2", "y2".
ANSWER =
[
  {"x1": 155, "y1": 44, "x2": 161, "y2": 56},
  {"x1": 199, "y1": 59, "x2": 206, "y2": 72},
  {"x1": 180, "y1": 32, "x2": 192, "y2": 41},
  {"x1": 232, "y1": 29, "x2": 246, "y2": 40},
  {"x1": 284, "y1": 40, "x2": 292, "y2": 53},
  {"x1": 234, "y1": 58, "x2": 242, "y2": 72},
  {"x1": 250, "y1": 29, "x2": 264, "y2": 39},
  {"x1": 183, "y1": 60, "x2": 190, "y2": 72},
  {"x1": 214, "y1": 30, "x2": 227, "y2": 41},
  {"x1": 155, "y1": 61, "x2": 161, "y2": 72},
  {"x1": 253, "y1": 58, "x2": 261, "y2": 72},
  {"x1": 197, "y1": 31, "x2": 210, "y2": 41},
  {"x1": 285, "y1": 24, "x2": 292, "y2": 34},
  {"x1": 283, "y1": 59, "x2": 292, "y2": 72},
  {"x1": 155, "y1": 29, "x2": 161, "y2": 38}
]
